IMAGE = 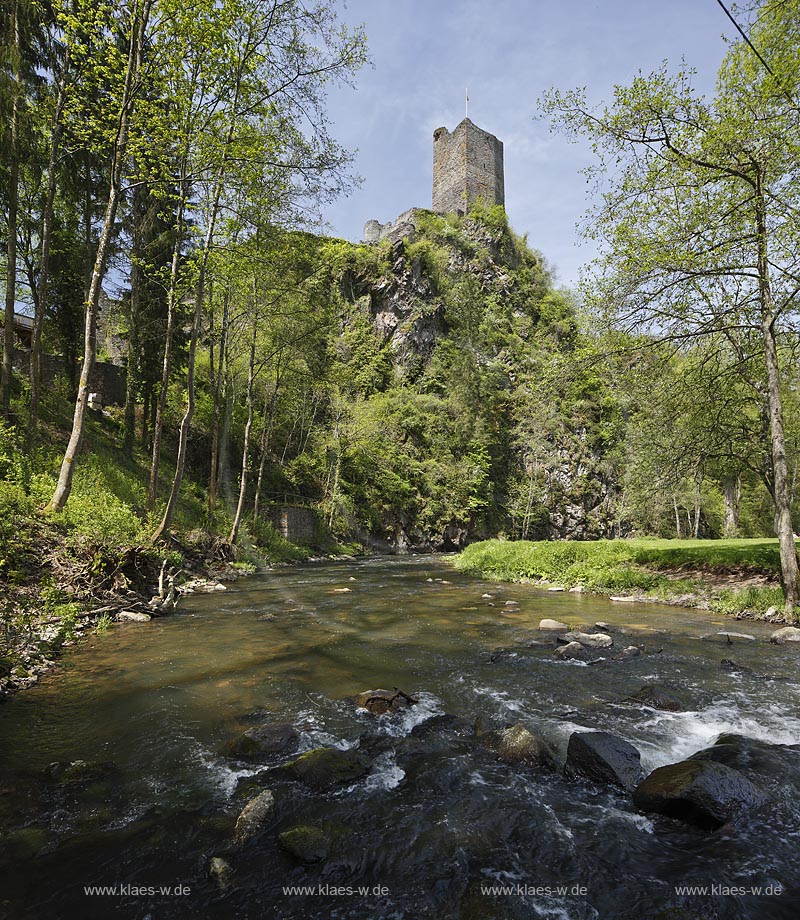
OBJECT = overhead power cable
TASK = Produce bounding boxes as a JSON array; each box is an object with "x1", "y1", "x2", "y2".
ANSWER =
[{"x1": 713, "y1": 0, "x2": 798, "y2": 109}]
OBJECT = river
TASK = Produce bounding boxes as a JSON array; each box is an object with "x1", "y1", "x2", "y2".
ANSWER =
[{"x1": 1, "y1": 555, "x2": 799, "y2": 919}]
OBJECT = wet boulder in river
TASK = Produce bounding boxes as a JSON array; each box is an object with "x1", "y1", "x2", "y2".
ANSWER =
[
  {"x1": 284, "y1": 747, "x2": 371, "y2": 790},
  {"x1": 232, "y1": 789, "x2": 275, "y2": 845},
  {"x1": 353, "y1": 688, "x2": 418, "y2": 715},
  {"x1": 539, "y1": 618, "x2": 569, "y2": 631},
  {"x1": 689, "y1": 733, "x2": 799, "y2": 780},
  {"x1": 564, "y1": 731, "x2": 642, "y2": 790},
  {"x1": 226, "y1": 722, "x2": 300, "y2": 759},
  {"x1": 633, "y1": 759, "x2": 767, "y2": 829},
  {"x1": 554, "y1": 641, "x2": 592, "y2": 662},
  {"x1": 44, "y1": 760, "x2": 115, "y2": 786},
  {"x1": 613, "y1": 646, "x2": 641, "y2": 661},
  {"x1": 770, "y1": 626, "x2": 800, "y2": 644},
  {"x1": 562, "y1": 631, "x2": 613, "y2": 649},
  {"x1": 479, "y1": 723, "x2": 555, "y2": 768},
  {"x1": 278, "y1": 823, "x2": 344, "y2": 864},
  {"x1": 628, "y1": 685, "x2": 686, "y2": 712},
  {"x1": 208, "y1": 856, "x2": 234, "y2": 889}
]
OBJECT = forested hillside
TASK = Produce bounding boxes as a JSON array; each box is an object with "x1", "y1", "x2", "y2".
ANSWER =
[{"x1": 2, "y1": 0, "x2": 800, "y2": 595}]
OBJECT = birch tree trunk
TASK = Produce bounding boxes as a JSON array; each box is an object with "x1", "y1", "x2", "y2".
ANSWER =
[
  {"x1": 722, "y1": 477, "x2": 738, "y2": 537},
  {"x1": 253, "y1": 366, "x2": 281, "y2": 523},
  {"x1": 229, "y1": 315, "x2": 257, "y2": 544}
]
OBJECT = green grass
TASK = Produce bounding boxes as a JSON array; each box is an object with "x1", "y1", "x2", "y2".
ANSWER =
[{"x1": 454, "y1": 538, "x2": 786, "y2": 613}]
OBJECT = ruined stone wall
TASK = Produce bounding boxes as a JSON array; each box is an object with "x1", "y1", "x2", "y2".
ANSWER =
[
  {"x1": 13, "y1": 350, "x2": 126, "y2": 406},
  {"x1": 432, "y1": 119, "x2": 504, "y2": 215},
  {"x1": 264, "y1": 504, "x2": 319, "y2": 544}
]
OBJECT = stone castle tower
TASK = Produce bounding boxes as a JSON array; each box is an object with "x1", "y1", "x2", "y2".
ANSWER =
[
  {"x1": 363, "y1": 117, "x2": 505, "y2": 243},
  {"x1": 432, "y1": 118, "x2": 504, "y2": 215}
]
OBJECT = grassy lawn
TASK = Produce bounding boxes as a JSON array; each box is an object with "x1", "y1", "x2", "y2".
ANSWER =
[{"x1": 453, "y1": 538, "x2": 787, "y2": 617}]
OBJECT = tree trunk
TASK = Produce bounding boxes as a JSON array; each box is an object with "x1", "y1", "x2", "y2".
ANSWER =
[
  {"x1": 30, "y1": 52, "x2": 69, "y2": 444},
  {"x1": 230, "y1": 315, "x2": 258, "y2": 544},
  {"x1": 673, "y1": 494, "x2": 681, "y2": 539},
  {"x1": 756, "y1": 178, "x2": 798, "y2": 619},
  {"x1": 147, "y1": 186, "x2": 185, "y2": 510},
  {"x1": 123, "y1": 196, "x2": 144, "y2": 455},
  {"x1": 722, "y1": 476, "x2": 738, "y2": 537},
  {"x1": 2, "y1": 0, "x2": 20, "y2": 418},
  {"x1": 253, "y1": 369, "x2": 281, "y2": 522},
  {"x1": 208, "y1": 286, "x2": 230, "y2": 513},
  {"x1": 151, "y1": 169, "x2": 224, "y2": 542},
  {"x1": 47, "y1": 0, "x2": 151, "y2": 512}
]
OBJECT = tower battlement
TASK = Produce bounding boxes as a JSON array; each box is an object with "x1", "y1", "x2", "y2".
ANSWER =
[{"x1": 432, "y1": 118, "x2": 504, "y2": 215}]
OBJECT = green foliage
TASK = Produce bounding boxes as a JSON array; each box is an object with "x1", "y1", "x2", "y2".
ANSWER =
[
  {"x1": 455, "y1": 537, "x2": 785, "y2": 605},
  {"x1": 247, "y1": 517, "x2": 312, "y2": 563},
  {"x1": 711, "y1": 586, "x2": 786, "y2": 617}
]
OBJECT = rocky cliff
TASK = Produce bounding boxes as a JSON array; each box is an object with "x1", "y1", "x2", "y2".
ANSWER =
[{"x1": 323, "y1": 205, "x2": 622, "y2": 549}]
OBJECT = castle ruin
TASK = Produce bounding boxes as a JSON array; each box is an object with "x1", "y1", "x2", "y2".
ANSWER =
[
  {"x1": 432, "y1": 118, "x2": 504, "y2": 215},
  {"x1": 364, "y1": 117, "x2": 504, "y2": 243}
]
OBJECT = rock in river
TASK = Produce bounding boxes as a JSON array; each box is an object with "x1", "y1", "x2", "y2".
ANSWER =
[
  {"x1": 284, "y1": 747, "x2": 371, "y2": 790},
  {"x1": 233, "y1": 789, "x2": 275, "y2": 845},
  {"x1": 353, "y1": 688, "x2": 417, "y2": 715},
  {"x1": 613, "y1": 646, "x2": 641, "y2": 661},
  {"x1": 628, "y1": 685, "x2": 686, "y2": 712},
  {"x1": 554, "y1": 641, "x2": 592, "y2": 662},
  {"x1": 479, "y1": 723, "x2": 554, "y2": 768},
  {"x1": 208, "y1": 856, "x2": 234, "y2": 889},
  {"x1": 770, "y1": 626, "x2": 800, "y2": 644},
  {"x1": 539, "y1": 618, "x2": 569, "y2": 631},
  {"x1": 633, "y1": 759, "x2": 767, "y2": 829},
  {"x1": 562, "y1": 631, "x2": 613, "y2": 649},
  {"x1": 564, "y1": 731, "x2": 643, "y2": 790},
  {"x1": 226, "y1": 722, "x2": 300, "y2": 759},
  {"x1": 278, "y1": 824, "x2": 341, "y2": 864}
]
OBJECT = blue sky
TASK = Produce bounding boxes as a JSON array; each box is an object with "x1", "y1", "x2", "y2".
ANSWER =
[{"x1": 321, "y1": 0, "x2": 738, "y2": 286}]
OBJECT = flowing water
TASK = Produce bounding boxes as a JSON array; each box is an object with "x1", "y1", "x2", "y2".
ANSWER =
[{"x1": 1, "y1": 555, "x2": 799, "y2": 920}]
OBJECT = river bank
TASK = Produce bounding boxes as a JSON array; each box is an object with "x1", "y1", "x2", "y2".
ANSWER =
[
  {"x1": 0, "y1": 512, "x2": 351, "y2": 702},
  {"x1": 454, "y1": 538, "x2": 797, "y2": 623}
]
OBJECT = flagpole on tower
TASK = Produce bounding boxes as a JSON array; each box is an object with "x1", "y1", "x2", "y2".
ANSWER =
[{"x1": 466, "y1": 88, "x2": 469, "y2": 119}]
